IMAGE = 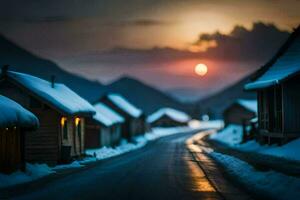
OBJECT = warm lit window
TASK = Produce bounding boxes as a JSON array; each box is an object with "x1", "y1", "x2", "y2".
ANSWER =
[
  {"x1": 75, "y1": 117, "x2": 81, "y2": 138},
  {"x1": 61, "y1": 117, "x2": 68, "y2": 140}
]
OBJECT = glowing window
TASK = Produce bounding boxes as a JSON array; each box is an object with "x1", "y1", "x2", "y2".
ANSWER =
[
  {"x1": 61, "y1": 117, "x2": 68, "y2": 140},
  {"x1": 75, "y1": 118, "x2": 81, "y2": 138}
]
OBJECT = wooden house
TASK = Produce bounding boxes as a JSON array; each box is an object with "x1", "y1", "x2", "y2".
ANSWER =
[
  {"x1": 85, "y1": 102, "x2": 124, "y2": 148},
  {"x1": 0, "y1": 69, "x2": 95, "y2": 165},
  {"x1": 245, "y1": 26, "x2": 300, "y2": 144},
  {"x1": 223, "y1": 99, "x2": 257, "y2": 127},
  {"x1": 147, "y1": 107, "x2": 190, "y2": 127},
  {"x1": 0, "y1": 95, "x2": 39, "y2": 173},
  {"x1": 99, "y1": 94, "x2": 145, "y2": 140}
]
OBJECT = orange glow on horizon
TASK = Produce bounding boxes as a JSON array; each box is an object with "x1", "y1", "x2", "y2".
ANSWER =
[{"x1": 195, "y1": 63, "x2": 208, "y2": 76}]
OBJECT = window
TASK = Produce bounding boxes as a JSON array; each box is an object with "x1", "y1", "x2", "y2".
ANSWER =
[
  {"x1": 75, "y1": 118, "x2": 81, "y2": 139},
  {"x1": 61, "y1": 117, "x2": 68, "y2": 140}
]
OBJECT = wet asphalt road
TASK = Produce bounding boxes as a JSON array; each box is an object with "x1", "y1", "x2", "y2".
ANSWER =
[{"x1": 12, "y1": 131, "x2": 223, "y2": 200}]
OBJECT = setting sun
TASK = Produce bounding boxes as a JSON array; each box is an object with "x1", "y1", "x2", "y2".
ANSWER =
[{"x1": 195, "y1": 63, "x2": 208, "y2": 76}]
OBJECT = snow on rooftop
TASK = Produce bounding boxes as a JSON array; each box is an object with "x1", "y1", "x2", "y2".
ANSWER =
[
  {"x1": 245, "y1": 32, "x2": 300, "y2": 90},
  {"x1": 7, "y1": 71, "x2": 95, "y2": 116},
  {"x1": 0, "y1": 95, "x2": 39, "y2": 128},
  {"x1": 94, "y1": 102, "x2": 124, "y2": 124},
  {"x1": 147, "y1": 107, "x2": 191, "y2": 123},
  {"x1": 107, "y1": 94, "x2": 142, "y2": 118},
  {"x1": 92, "y1": 107, "x2": 114, "y2": 127},
  {"x1": 236, "y1": 99, "x2": 257, "y2": 113}
]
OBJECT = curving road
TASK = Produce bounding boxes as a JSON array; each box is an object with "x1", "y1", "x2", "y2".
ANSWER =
[{"x1": 12, "y1": 131, "x2": 224, "y2": 200}]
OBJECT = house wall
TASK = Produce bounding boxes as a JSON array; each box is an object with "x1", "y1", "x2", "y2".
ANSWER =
[
  {"x1": 111, "y1": 124, "x2": 122, "y2": 146},
  {"x1": 0, "y1": 127, "x2": 23, "y2": 173},
  {"x1": 223, "y1": 104, "x2": 256, "y2": 126},
  {"x1": 60, "y1": 117, "x2": 83, "y2": 157},
  {"x1": 0, "y1": 81, "x2": 61, "y2": 165},
  {"x1": 85, "y1": 119, "x2": 101, "y2": 149},
  {"x1": 283, "y1": 75, "x2": 300, "y2": 134},
  {"x1": 101, "y1": 99, "x2": 131, "y2": 140},
  {"x1": 74, "y1": 117, "x2": 85, "y2": 156},
  {"x1": 85, "y1": 119, "x2": 116, "y2": 148},
  {"x1": 100, "y1": 126, "x2": 110, "y2": 147}
]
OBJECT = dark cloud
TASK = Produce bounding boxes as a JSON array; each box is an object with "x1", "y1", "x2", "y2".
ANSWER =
[
  {"x1": 22, "y1": 16, "x2": 73, "y2": 23},
  {"x1": 71, "y1": 22, "x2": 291, "y2": 66},
  {"x1": 197, "y1": 22, "x2": 291, "y2": 61},
  {"x1": 105, "y1": 19, "x2": 175, "y2": 27}
]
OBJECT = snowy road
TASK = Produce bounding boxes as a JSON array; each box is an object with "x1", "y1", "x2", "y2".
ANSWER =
[{"x1": 7, "y1": 130, "x2": 227, "y2": 200}]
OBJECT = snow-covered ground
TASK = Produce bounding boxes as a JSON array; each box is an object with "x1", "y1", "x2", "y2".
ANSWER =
[
  {"x1": 237, "y1": 139, "x2": 300, "y2": 162},
  {"x1": 210, "y1": 124, "x2": 300, "y2": 162},
  {"x1": 0, "y1": 126, "x2": 198, "y2": 188},
  {"x1": 209, "y1": 152, "x2": 300, "y2": 200},
  {"x1": 189, "y1": 120, "x2": 224, "y2": 130},
  {"x1": 0, "y1": 163, "x2": 54, "y2": 188},
  {"x1": 209, "y1": 124, "x2": 243, "y2": 146}
]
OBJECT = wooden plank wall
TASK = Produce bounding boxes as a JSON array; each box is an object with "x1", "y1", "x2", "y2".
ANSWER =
[
  {"x1": 26, "y1": 108, "x2": 60, "y2": 166},
  {"x1": 283, "y1": 75, "x2": 300, "y2": 134},
  {"x1": 0, "y1": 128, "x2": 22, "y2": 173},
  {"x1": 85, "y1": 119, "x2": 101, "y2": 149}
]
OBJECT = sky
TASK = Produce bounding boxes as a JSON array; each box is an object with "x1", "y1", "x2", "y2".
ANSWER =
[{"x1": 0, "y1": 0, "x2": 299, "y2": 101}]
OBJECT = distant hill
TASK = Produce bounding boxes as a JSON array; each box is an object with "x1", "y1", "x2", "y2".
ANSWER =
[
  {"x1": 166, "y1": 87, "x2": 206, "y2": 103},
  {"x1": 196, "y1": 74, "x2": 257, "y2": 119},
  {"x1": 99, "y1": 76, "x2": 189, "y2": 115},
  {"x1": 0, "y1": 34, "x2": 104, "y2": 102}
]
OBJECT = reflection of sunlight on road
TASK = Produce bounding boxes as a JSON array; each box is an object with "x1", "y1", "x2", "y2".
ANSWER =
[
  {"x1": 186, "y1": 130, "x2": 216, "y2": 154},
  {"x1": 185, "y1": 130, "x2": 218, "y2": 193},
  {"x1": 186, "y1": 160, "x2": 216, "y2": 192}
]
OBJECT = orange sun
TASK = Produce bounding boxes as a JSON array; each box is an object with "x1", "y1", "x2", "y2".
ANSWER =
[{"x1": 195, "y1": 63, "x2": 208, "y2": 76}]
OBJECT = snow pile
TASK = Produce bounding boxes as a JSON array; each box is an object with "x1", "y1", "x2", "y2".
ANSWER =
[
  {"x1": 237, "y1": 138, "x2": 300, "y2": 162},
  {"x1": 85, "y1": 126, "x2": 193, "y2": 161},
  {"x1": 209, "y1": 125, "x2": 243, "y2": 145},
  {"x1": 7, "y1": 71, "x2": 95, "y2": 115},
  {"x1": 107, "y1": 94, "x2": 142, "y2": 118},
  {"x1": 147, "y1": 108, "x2": 190, "y2": 123},
  {"x1": 198, "y1": 120, "x2": 224, "y2": 129},
  {"x1": 0, "y1": 95, "x2": 39, "y2": 128},
  {"x1": 209, "y1": 152, "x2": 300, "y2": 199},
  {"x1": 237, "y1": 99, "x2": 257, "y2": 113},
  {"x1": 0, "y1": 163, "x2": 54, "y2": 188},
  {"x1": 94, "y1": 102, "x2": 124, "y2": 124},
  {"x1": 52, "y1": 161, "x2": 84, "y2": 170}
]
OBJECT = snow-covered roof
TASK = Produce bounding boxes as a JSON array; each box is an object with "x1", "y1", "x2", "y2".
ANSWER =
[
  {"x1": 147, "y1": 107, "x2": 191, "y2": 123},
  {"x1": 236, "y1": 99, "x2": 257, "y2": 113},
  {"x1": 245, "y1": 28, "x2": 300, "y2": 90},
  {"x1": 107, "y1": 94, "x2": 142, "y2": 118},
  {"x1": 93, "y1": 102, "x2": 124, "y2": 126},
  {"x1": 6, "y1": 71, "x2": 95, "y2": 116},
  {"x1": 0, "y1": 95, "x2": 39, "y2": 128}
]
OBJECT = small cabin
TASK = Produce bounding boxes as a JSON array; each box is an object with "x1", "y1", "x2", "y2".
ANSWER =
[
  {"x1": 245, "y1": 26, "x2": 300, "y2": 144},
  {"x1": 0, "y1": 95, "x2": 39, "y2": 173},
  {"x1": 0, "y1": 69, "x2": 95, "y2": 165},
  {"x1": 85, "y1": 102, "x2": 124, "y2": 148},
  {"x1": 99, "y1": 94, "x2": 145, "y2": 140},
  {"x1": 223, "y1": 99, "x2": 257, "y2": 127},
  {"x1": 147, "y1": 107, "x2": 190, "y2": 127}
]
